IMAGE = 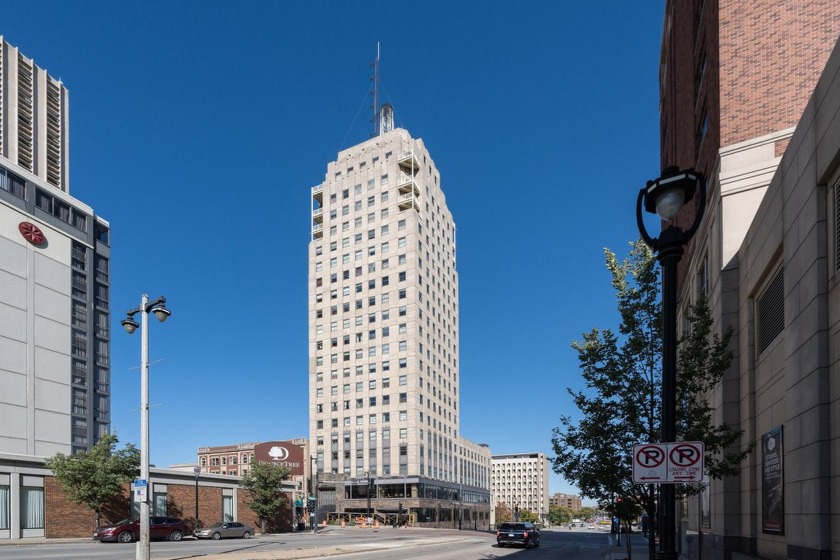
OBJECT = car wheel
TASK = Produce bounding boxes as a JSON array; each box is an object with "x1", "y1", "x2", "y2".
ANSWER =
[
  {"x1": 242, "y1": 531, "x2": 251, "y2": 539},
  {"x1": 169, "y1": 530, "x2": 183, "y2": 541},
  {"x1": 117, "y1": 531, "x2": 134, "y2": 543},
  {"x1": 212, "y1": 532, "x2": 221, "y2": 540}
]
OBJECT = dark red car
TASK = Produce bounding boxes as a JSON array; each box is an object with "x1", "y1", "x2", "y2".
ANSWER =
[{"x1": 93, "y1": 516, "x2": 187, "y2": 543}]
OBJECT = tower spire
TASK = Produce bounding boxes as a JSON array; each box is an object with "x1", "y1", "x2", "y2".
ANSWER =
[{"x1": 370, "y1": 42, "x2": 380, "y2": 137}]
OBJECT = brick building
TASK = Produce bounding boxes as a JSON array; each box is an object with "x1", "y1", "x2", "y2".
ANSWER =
[
  {"x1": 656, "y1": 2, "x2": 840, "y2": 560},
  {"x1": 1, "y1": 452, "x2": 295, "y2": 540},
  {"x1": 549, "y1": 492, "x2": 582, "y2": 511}
]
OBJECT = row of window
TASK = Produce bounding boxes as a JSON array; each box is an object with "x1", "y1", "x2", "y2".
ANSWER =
[
  {"x1": 316, "y1": 220, "x2": 409, "y2": 256},
  {"x1": 35, "y1": 188, "x2": 87, "y2": 232}
]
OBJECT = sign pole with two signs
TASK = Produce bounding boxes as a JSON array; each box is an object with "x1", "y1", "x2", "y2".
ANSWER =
[{"x1": 632, "y1": 441, "x2": 704, "y2": 484}]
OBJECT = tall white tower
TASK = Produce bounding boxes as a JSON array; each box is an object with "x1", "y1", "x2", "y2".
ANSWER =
[{"x1": 309, "y1": 126, "x2": 461, "y2": 483}]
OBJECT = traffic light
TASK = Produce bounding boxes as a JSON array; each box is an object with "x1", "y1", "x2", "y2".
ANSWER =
[{"x1": 616, "y1": 497, "x2": 622, "y2": 503}]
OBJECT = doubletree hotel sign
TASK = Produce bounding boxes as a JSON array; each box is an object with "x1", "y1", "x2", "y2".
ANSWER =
[{"x1": 253, "y1": 441, "x2": 304, "y2": 476}]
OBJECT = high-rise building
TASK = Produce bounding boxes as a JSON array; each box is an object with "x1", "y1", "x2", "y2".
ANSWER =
[
  {"x1": 0, "y1": 37, "x2": 111, "y2": 457},
  {"x1": 490, "y1": 452, "x2": 550, "y2": 523},
  {"x1": 657, "y1": 3, "x2": 840, "y2": 560},
  {"x1": 308, "y1": 122, "x2": 491, "y2": 526}
]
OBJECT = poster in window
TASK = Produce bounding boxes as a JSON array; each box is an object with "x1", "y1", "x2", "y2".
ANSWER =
[{"x1": 762, "y1": 426, "x2": 784, "y2": 534}]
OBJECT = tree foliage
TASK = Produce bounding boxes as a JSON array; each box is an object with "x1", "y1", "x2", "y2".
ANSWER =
[
  {"x1": 517, "y1": 509, "x2": 540, "y2": 523},
  {"x1": 494, "y1": 502, "x2": 512, "y2": 525},
  {"x1": 577, "y1": 506, "x2": 598, "y2": 520},
  {"x1": 551, "y1": 240, "x2": 751, "y2": 555},
  {"x1": 239, "y1": 462, "x2": 293, "y2": 532},
  {"x1": 45, "y1": 433, "x2": 139, "y2": 526},
  {"x1": 549, "y1": 505, "x2": 572, "y2": 525}
]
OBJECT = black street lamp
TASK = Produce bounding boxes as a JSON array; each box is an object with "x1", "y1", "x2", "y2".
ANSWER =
[
  {"x1": 193, "y1": 466, "x2": 200, "y2": 530},
  {"x1": 636, "y1": 166, "x2": 706, "y2": 560}
]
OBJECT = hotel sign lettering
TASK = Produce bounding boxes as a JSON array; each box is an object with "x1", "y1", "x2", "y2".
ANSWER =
[{"x1": 254, "y1": 441, "x2": 304, "y2": 476}]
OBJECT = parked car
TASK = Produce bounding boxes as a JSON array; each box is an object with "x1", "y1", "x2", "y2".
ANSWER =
[
  {"x1": 496, "y1": 521, "x2": 540, "y2": 548},
  {"x1": 93, "y1": 516, "x2": 187, "y2": 543},
  {"x1": 194, "y1": 521, "x2": 255, "y2": 540}
]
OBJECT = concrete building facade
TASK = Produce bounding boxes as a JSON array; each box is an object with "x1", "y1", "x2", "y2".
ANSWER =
[
  {"x1": 0, "y1": 37, "x2": 111, "y2": 459},
  {"x1": 490, "y1": 452, "x2": 550, "y2": 522},
  {"x1": 308, "y1": 125, "x2": 491, "y2": 527},
  {"x1": 656, "y1": 3, "x2": 840, "y2": 560}
]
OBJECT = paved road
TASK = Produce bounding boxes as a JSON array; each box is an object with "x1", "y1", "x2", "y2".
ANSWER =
[{"x1": 0, "y1": 526, "x2": 650, "y2": 560}]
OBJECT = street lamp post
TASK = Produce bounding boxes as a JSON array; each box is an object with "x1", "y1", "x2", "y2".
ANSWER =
[
  {"x1": 637, "y1": 167, "x2": 706, "y2": 560},
  {"x1": 121, "y1": 294, "x2": 171, "y2": 560},
  {"x1": 193, "y1": 466, "x2": 201, "y2": 530}
]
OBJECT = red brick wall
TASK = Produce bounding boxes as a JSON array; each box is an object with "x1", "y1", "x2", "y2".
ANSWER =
[
  {"x1": 662, "y1": 0, "x2": 840, "y2": 174},
  {"x1": 167, "y1": 483, "x2": 224, "y2": 529},
  {"x1": 44, "y1": 477, "x2": 130, "y2": 538},
  {"x1": 236, "y1": 490, "x2": 293, "y2": 533},
  {"x1": 43, "y1": 477, "x2": 272, "y2": 538},
  {"x1": 718, "y1": 1, "x2": 840, "y2": 147}
]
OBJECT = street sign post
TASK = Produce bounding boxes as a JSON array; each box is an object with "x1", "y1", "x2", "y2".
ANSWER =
[
  {"x1": 632, "y1": 441, "x2": 704, "y2": 484},
  {"x1": 133, "y1": 479, "x2": 148, "y2": 502}
]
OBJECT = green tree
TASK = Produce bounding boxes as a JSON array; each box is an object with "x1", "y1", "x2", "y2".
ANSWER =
[
  {"x1": 577, "y1": 506, "x2": 598, "y2": 521},
  {"x1": 518, "y1": 509, "x2": 539, "y2": 523},
  {"x1": 45, "y1": 433, "x2": 139, "y2": 527},
  {"x1": 549, "y1": 505, "x2": 572, "y2": 525},
  {"x1": 551, "y1": 240, "x2": 751, "y2": 560},
  {"x1": 239, "y1": 462, "x2": 293, "y2": 533}
]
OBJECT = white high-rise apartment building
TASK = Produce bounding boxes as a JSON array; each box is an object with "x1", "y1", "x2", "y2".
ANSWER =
[
  {"x1": 0, "y1": 37, "x2": 111, "y2": 457},
  {"x1": 308, "y1": 123, "x2": 491, "y2": 526},
  {"x1": 491, "y1": 453, "x2": 550, "y2": 522}
]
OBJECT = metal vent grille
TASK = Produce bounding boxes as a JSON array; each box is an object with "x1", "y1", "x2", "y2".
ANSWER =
[{"x1": 756, "y1": 266, "x2": 785, "y2": 355}]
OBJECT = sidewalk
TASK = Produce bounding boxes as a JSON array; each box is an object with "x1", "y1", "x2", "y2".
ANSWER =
[{"x1": 605, "y1": 533, "x2": 651, "y2": 560}]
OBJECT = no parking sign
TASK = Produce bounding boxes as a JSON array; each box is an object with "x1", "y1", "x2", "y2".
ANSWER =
[{"x1": 632, "y1": 442, "x2": 704, "y2": 484}]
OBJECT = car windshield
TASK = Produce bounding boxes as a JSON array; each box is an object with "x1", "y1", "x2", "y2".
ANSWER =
[
  {"x1": 500, "y1": 523, "x2": 525, "y2": 531},
  {"x1": 209, "y1": 522, "x2": 225, "y2": 528},
  {"x1": 114, "y1": 519, "x2": 133, "y2": 526}
]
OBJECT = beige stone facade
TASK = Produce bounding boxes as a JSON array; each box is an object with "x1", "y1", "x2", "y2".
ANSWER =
[
  {"x1": 490, "y1": 453, "x2": 550, "y2": 522},
  {"x1": 307, "y1": 127, "x2": 490, "y2": 526}
]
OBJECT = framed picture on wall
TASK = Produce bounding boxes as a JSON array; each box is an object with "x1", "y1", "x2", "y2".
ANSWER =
[{"x1": 761, "y1": 426, "x2": 784, "y2": 534}]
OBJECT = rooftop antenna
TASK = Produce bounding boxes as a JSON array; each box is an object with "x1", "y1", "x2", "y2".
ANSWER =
[{"x1": 370, "y1": 42, "x2": 380, "y2": 137}]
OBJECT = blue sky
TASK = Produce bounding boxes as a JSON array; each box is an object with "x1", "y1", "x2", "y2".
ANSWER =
[{"x1": 4, "y1": 1, "x2": 664, "y2": 501}]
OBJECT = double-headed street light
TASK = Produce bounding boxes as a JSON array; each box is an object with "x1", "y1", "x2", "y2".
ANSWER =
[
  {"x1": 121, "y1": 294, "x2": 171, "y2": 560},
  {"x1": 637, "y1": 167, "x2": 706, "y2": 560}
]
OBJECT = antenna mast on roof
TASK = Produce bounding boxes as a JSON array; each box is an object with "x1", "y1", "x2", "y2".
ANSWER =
[{"x1": 370, "y1": 43, "x2": 380, "y2": 137}]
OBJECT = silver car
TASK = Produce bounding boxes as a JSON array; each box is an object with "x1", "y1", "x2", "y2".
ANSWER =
[{"x1": 194, "y1": 521, "x2": 254, "y2": 540}]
